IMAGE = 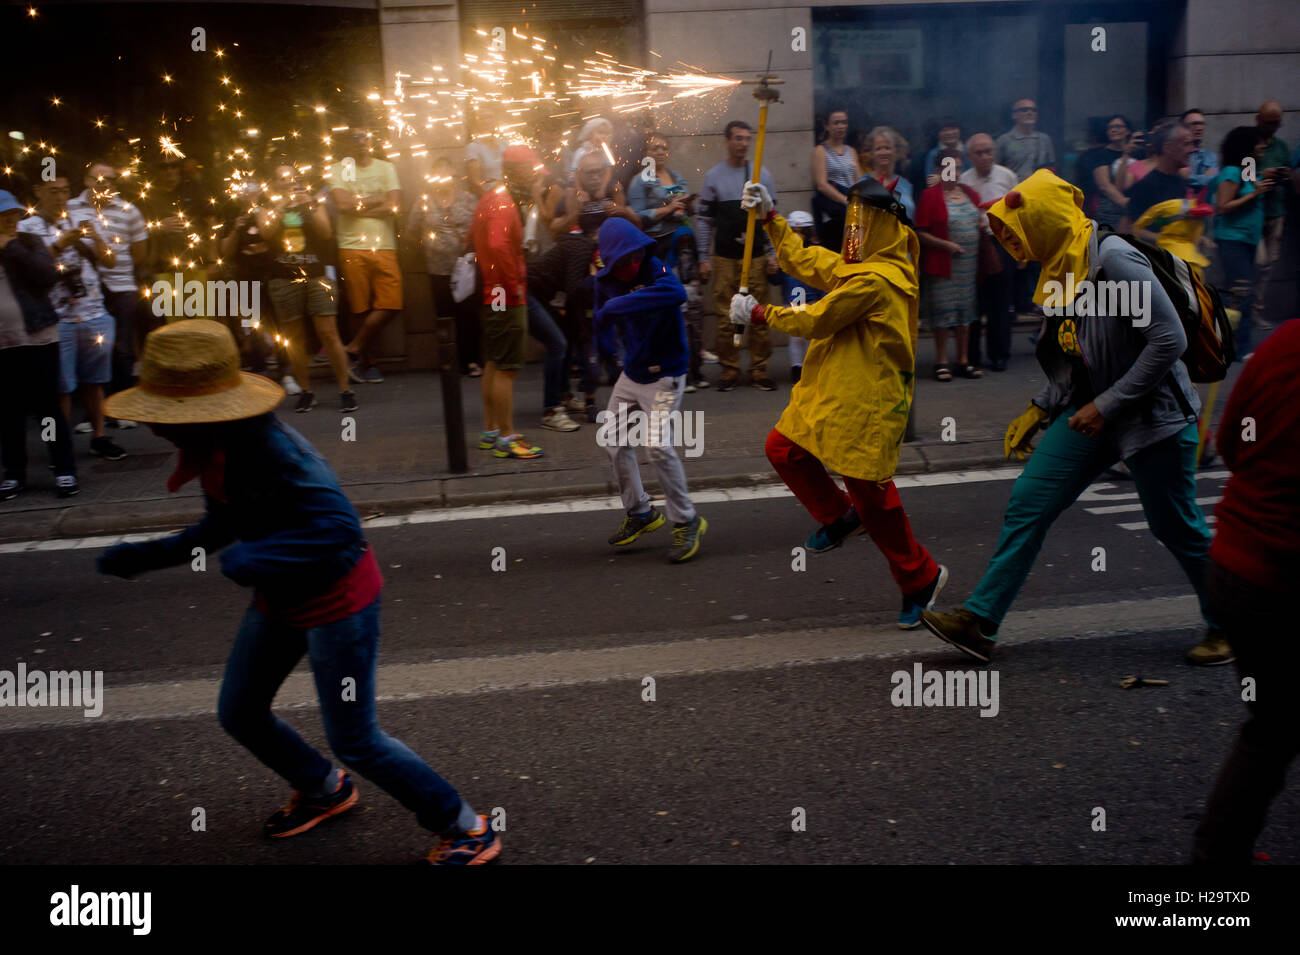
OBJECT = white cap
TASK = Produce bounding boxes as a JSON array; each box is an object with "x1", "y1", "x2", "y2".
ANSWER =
[{"x1": 786, "y1": 211, "x2": 814, "y2": 229}]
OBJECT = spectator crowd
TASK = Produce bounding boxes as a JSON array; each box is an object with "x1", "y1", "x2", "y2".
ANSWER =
[{"x1": 1, "y1": 95, "x2": 1296, "y2": 488}]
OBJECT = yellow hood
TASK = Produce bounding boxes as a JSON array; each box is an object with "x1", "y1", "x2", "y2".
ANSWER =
[
  {"x1": 1133, "y1": 198, "x2": 1211, "y2": 268},
  {"x1": 987, "y1": 168, "x2": 1093, "y2": 305}
]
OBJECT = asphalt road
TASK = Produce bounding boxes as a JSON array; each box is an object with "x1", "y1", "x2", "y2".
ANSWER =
[{"x1": 2, "y1": 467, "x2": 1293, "y2": 865}]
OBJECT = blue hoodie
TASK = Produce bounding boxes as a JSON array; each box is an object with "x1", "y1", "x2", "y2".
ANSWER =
[{"x1": 594, "y1": 218, "x2": 689, "y2": 384}]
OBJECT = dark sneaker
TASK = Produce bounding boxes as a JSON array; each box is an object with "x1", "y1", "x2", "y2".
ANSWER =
[
  {"x1": 585, "y1": 399, "x2": 598, "y2": 424},
  {"x1": 55, "y1": 475, "x2": 79, "y2": 498},
  {"x1": 423, "y1": 815, "x2": 501, "y2": 866},
  {"x1": 716, "y1": 376, "x2": 739, "y2": 392},
  {"x1": 920, "y1": 607, "x2": 997, "y2": 663},
  {"x1": 805, "y1": 508, "x2": 863, "y2": 553},
  {"x1": 751, "y1": 375, "x2": 777, "y2": 392},
  {"x1": 90, "y1": 436, "x2": 127, "y2": 460},
  {"x1": 898, "y1": 564, "x2": 949, "y2": 630},
  {"x1": 791, "y1": 366, "x2": 802, "y2": 385},
  {"x1": 347, "y1": 363, "x2": 367, "y2": 385},
  {"x1": 294, "y1": 391, "x2": 317, "y2": 413},
  {"x1": 609, "y1": 507, "x2": 666, "y2": 546},
  {"x1": 1186, "y1": 628, "x2": 1235, "y2": 666},
  {"x1": 340, "y1": 390, "x2": 359, "y2": 413},
  {"x1": 361, "y1": 366, "x2": 384, "y2": 384},
  {"x1": 1, "y1": 478, "x2": 23, "y2": 500},
  {"x1": 263, "y1": 772, "x2": 358, "y2": 839},
  {"x1": 668, "y1": 514, "x2": 707, "y2": 563}
]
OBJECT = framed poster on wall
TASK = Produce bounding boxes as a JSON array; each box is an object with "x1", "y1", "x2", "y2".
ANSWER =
[{"x1": 822, "y1": 28, "x2": 924, "y2": 90}]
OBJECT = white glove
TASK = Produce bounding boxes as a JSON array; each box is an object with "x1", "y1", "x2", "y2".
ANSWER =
[
  {"x1": 730, "y1": 293, "x2": 759, "y2": 326},
  {"x1": 740, "y1": 182, "x2": 774, "y2": 219}
]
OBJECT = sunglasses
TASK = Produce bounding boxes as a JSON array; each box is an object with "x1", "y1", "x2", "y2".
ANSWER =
[{"x1": 1014, "y1": 107, "x2": 1037, "y2": 113}]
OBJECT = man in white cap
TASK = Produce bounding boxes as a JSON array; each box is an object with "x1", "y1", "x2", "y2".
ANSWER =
[{"x1": 97, "y1": 320, "x2": 500, "y2": 864}]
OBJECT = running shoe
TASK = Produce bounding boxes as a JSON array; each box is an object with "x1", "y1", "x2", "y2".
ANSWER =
[
  {"x1": 805, "y1": 508, "x2": 863, "y2": 554},
  {"x1": 294, "y1": 391, "x2": 317, "y2": 413},
  {"x1": 668, "y1": 514, "x2": 707, "y2": 563},
  {"x1": 348, "y1": 363, "x2": 367, "y2": 385},
  {"x1": 263, "y1": 772, "x2": 358, "y2": 839},
  {"x1": 281, "y1": 375, "x2": 303, "y2": 396},
  {"x1": 716, "y1": 375, "x2": 739, "y2": 392},
  {"x1": 55, "y1": 475, "x2": 79, "y2": 498},
  {"x1": 920, "y1": 607, "x2": 997, "y2": 663},
  {"x1": 494, "y1": 434, "x2": 544, "y2": 459},
  {"x1": 478, "y1": 430, "x2": 500, "y2": 451},
  {"x1": 897, "y1": 564, "x2": 949, "y2": 630},
  {"x1": 701, "y1": 349, "x2": 719, "y2": 364},
  {"x1": 751, "y1": 376, "x2": 777, "y2": 392},
  {"x1": 0, "y1": 479, "x2": 22, "y2": 500},
  {"x1": 609, "y1": 507, "x2": 665, "y2": 546},
  {"x1": 423, "y1": 815, "x2": 501, "y2": 865},
  {"x1": 564, "y1": 395, "x2": 587, "y2": 414},
  {"x1": 340, "y1": 390, "x2": 359, "y2": 413},
  {"x1": 1186, "y1": 629, "x2": 1235, "y2": 666},
  {"x1": 361, "y1": 366, "x2": 384, "y2": 384},
  {"x1": 90, "y1": 436, "x2": 127, "y2": 461},
  {"x1": 541, "y1": 407, "x2": 580, "y2": 432},
  {"x1": 74, "y1": 421, "x2": 93, "y2": 434}
]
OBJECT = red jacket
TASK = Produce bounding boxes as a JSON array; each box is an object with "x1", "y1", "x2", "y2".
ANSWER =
[
  {"x1": 469, "y1": 186, "x2": 526, "y2": 307},
  {"x1": 914, "y1": 183, "x2": 984, "y2": 278},
  {"x1": 1211, "y1": 319, "x2": 1300, "y2": 591}
]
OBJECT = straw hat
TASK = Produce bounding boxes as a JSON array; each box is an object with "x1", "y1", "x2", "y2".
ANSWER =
[{"x1": 104, "y1": 319, "x2": 284, "y2": 424}]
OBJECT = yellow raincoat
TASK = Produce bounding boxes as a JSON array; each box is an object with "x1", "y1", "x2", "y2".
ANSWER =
[
  {"x1": 759, "y1": 210, "x2": 920, "y2": 482},
  {"x1": 1133, "y1": 198, "x2": 1212, "y2": 269},
  {"x1": 986, "y1": 168, "x2": 1093, "y2": 304}
]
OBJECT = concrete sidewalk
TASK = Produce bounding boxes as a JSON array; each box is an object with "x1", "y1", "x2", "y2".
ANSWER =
[{"x1": 0, "y1": 324, "x2": 1235, "y2": 541}]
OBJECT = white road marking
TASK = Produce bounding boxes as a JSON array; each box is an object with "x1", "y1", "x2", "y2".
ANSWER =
[
  {"x1": 0, "y1": 468, "x2": 1027, "y2": 555},
  {"x1": 1086, "y1": 495, "x2": 1222, "y2": 516},
  {"x1": 0, "y1": 595, "x2": 1203, "y2": 731}
]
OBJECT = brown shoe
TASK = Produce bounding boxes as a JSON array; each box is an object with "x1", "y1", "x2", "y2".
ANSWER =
[
  {"x1": 920, "y1": 607, "x2": 997, "y2": 663},
  {"x1": 1186, "y1": 629, "x2": 1235, "y2": 666}
]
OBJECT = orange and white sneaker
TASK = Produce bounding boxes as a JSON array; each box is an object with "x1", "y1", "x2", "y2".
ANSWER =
[
  {"x1": 493, "y1": 433, "x2": 544, "y2": 459},
  {"x1": 423, "y1": 815, "x2": 502, "y2": 865},
  {"x1": 263, "y1": 772, "x2": 359, "y2": 839}
]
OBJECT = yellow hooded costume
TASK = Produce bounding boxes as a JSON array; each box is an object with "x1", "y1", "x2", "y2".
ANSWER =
[
  {"x1": 986, "y1": 168, "x2": 1094, "y2": 305},
  {"x1": 1132, "y1": 198, "x2": 1212, "y2": 269},
  {"x1": 758, "y1": 209, "x2": 920, "y2": 482}
]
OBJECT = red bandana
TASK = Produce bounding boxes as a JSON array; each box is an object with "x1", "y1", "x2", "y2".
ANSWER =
[{"x1": 167, "y1": 447, "x2": 228, "y2": 503}]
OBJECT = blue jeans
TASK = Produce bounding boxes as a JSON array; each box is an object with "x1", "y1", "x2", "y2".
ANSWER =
[
  {"x1": 527, "y1": 295, "x2": 567, "y2": 411},
  {"x1": 966, "y1": 412, "x2": 1213, "y2": 632},
  {"x1": 1218, "y1": 239, "x2": 1257, "y2": 355},
  {"x1": 217, "y1": 596, "x2": 465, "y2": 833}
]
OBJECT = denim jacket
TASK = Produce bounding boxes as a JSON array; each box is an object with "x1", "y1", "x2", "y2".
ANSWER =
[
  {"x1": 136, "y1": 415, "x2": 365, "y2": 605},
  {"x1": 1033, "y1": 229, "x2": 1200, "y2": 461}
]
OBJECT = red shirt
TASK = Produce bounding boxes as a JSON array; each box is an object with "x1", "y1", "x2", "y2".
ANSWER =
[
  {"x1": 253, "y1": 545, "x2": 384, "y2": 628},
  {"x1": 469, "y1": 186, "x2": 526, "y2": 307},
  {"x1": 914, "y1": 183, "x2": 985, "y2": 278},
  {"x1": 1211, "y1": 319, "x2": 1300, "y2": 590}
]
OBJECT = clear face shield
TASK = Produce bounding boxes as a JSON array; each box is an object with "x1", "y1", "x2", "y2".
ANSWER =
[{"x1": 842, "y1": 196, "x2": 888, "y2": 264}]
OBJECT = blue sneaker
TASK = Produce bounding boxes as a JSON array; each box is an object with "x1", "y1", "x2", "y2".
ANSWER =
[
  {"x1": 423, "y1": 815, "x2": 502, "y2": 865},
  {"x1": 898, "y1": 564, "x2": 948, "y2": 630},
  {"x1": 804, "y1": 508, "x2": 863, "y2": 554},
  {"x1": 361, "y1": 366, "x2": 384, "y2": 384}
]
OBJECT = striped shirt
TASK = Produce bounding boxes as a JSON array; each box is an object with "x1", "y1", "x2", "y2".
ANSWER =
[
  {"x1": 17, "y1": 212, "x2": 108, "y2": 324},
  {"x1": 66, "y1": 192, "x2": 147, "y2": 292}
]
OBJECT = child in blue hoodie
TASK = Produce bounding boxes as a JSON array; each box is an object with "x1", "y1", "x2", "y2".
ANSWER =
[{"x1": 593, "y1": 218, "x2": 707, "y2": 563}]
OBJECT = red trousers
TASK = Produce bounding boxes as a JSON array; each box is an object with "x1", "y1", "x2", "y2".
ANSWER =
[{"x1": 765, "y1": 428, "x2": 937, "y2": 594}]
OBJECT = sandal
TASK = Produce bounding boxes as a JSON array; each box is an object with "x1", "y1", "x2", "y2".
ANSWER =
[
  {"x1": 958, "y1": 363, "x2": 983, "y2": 379},
  {"x1": 934, "y1": 364, "x2": 952, "y2": 382}
]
